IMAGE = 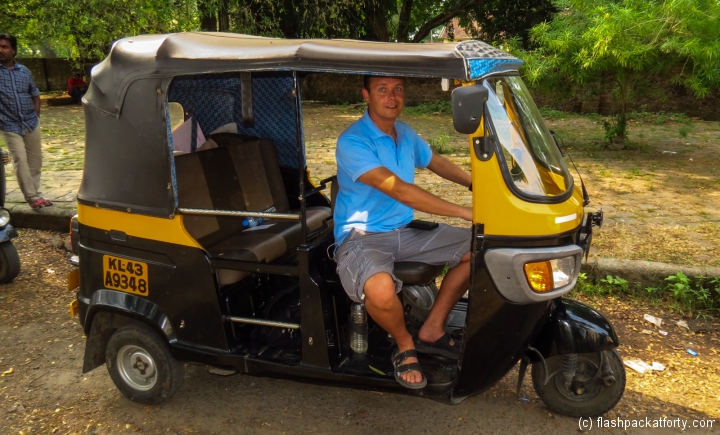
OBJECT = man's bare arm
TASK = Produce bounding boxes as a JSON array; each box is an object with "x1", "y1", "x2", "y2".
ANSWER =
[
  {"x1": 32, "y1": 96, "x2": 40, "y2": 116},
  {"x1": 426, "y1": 151, "x2": 471, "y2": 188},
  {"x1": 358, "y1": 167, "x2": 472, "y2": 221}
]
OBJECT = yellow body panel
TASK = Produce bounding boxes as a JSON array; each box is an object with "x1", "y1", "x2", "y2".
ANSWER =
[
  {"x1": 68, "y1": 299, "x2": 78, "y2": 318},
  {"x1": 77, "y1": 204, "x2": 201, "y2": 248},
  {"x1": 67, "y1": 269, "x2": 79, "y2": 290},
  {"x1": 468, "y1": 129, "x2": 584, "y2": 237}
]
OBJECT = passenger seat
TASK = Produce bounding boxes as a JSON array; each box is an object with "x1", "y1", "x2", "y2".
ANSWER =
[{"x1": 175, "y1": 136, "x2": 330, "y2": 284}]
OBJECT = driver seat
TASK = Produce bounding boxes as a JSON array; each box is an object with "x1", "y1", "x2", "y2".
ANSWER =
[{"x1": 329, "y1": 177, "x2": 445, "y2": 288}]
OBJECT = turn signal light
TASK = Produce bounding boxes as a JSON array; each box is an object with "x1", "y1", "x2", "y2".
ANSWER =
[{"x1": 524, "y1": 261, "x2": 553, "y2": 292}]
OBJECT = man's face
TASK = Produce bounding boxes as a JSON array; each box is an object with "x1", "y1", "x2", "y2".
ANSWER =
[
  {"x1": 362, "y1": 77, "x2": 405, "y2": 123},
  {"x1": 0, "y1": 39, "x2": 16, "y2": 63}
]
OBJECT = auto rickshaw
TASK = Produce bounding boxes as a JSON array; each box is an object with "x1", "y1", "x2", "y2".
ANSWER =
[{"x1": 67, "y1": 32, "x2": 623, "y2": 418}]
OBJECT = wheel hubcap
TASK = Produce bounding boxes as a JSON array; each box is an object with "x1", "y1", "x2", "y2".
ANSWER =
[
  {"x1": 117, "y1": 345, "x2": 157, "y2": 391},
  {"x1": 553, "y1": 358, "x2": 603, "y2": 401}
]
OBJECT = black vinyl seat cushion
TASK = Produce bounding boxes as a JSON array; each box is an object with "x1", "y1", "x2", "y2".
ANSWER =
[
  {"x1": 208, "y1": 207, "x2": 329, "y2": 262},
  {"x1": 393, "y1": 262, "x2": 445, "y2": 286}
]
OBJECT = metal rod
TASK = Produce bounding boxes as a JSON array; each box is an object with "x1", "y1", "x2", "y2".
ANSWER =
[
  {"x1": 293, "y1": 71, "x2": 308, "y2": 245},
  {"x1": 224, "y1": 316, "x2": 300, "y2": 330},
  {"x1": 179, "y1": 208, "x2": 300, "y2": 220}
]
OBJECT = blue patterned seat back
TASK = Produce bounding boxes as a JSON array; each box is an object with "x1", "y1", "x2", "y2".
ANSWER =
[{"x1": 168, "y1": 72, "x2": 305, "y2": 168}]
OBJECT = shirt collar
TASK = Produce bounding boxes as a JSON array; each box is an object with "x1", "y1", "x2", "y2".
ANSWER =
[
  {"x1": 0, "y1": 61, "x2": 19, "y2": 71},
  {"x1": 360, "y1": 109, "x2": 398, "y2": 140}
]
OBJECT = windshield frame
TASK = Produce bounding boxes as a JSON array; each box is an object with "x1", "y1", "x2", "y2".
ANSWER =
[{"x1": 481, "y1": 74, "x2": 574, "y2": 204}]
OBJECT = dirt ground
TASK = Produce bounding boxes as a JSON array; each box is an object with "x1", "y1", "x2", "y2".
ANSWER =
[{"x1": 0, "y1": 230, "x2": 716, "y2": 434}]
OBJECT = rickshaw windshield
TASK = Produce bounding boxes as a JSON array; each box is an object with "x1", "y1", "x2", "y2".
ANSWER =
[{"x1": 483, "y1": 76, "x2": 572, "y2": 199}]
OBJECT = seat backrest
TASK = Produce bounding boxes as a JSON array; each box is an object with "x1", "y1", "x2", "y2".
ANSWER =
[{"x1": 175, "y1": 135, "x2": 289, "y2": 248}]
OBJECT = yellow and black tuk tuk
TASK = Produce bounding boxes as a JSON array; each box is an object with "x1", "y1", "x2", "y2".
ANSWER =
[{"x1": 68, "y1": 32, "x2": 622, "y2": 417}]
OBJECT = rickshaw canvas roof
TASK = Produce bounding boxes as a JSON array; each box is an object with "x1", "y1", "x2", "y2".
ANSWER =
[{"x1": 88, "y1": 32, "x2": 522, "y2": 115}]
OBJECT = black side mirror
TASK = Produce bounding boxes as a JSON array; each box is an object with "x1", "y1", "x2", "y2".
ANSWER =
[{"x1": 451, "y1": 85, "x2": 488, "y2": 134}]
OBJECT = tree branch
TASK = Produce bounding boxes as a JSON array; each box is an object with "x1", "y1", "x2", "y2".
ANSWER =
[{"x1": 411, "y1": 0, "x2": 486, "y2": 43}]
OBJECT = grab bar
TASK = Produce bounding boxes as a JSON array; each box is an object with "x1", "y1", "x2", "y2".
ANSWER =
[{"x1": 178, "y1": 208, "x2": 300, "y2": 220}]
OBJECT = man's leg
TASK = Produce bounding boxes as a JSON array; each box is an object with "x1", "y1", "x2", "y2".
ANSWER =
[
  {"x1": 394, "y1": 225, "x2": 472, "y2": 346},
  {"x1": 24, "y1": 127, "x2": 43, "y2": 196},
  {"x1": 364, "y1": 272, "x2": 423, "y2": 384},
  {"x1": 417, "y1": 251, "x2": 470, "y2": 345},
  {"x1": 1, "y1": 130, "x2": 40, "y2": 203}
]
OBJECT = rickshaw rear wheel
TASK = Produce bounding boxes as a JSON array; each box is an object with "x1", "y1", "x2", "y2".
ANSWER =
[
  {"x1": 0, "y1": 241, "x2": 20, "y2": 283},
  {"x1": 531, "y1": 349, "x2": 625, "y2": 418},
  {"x1": 106, "y1": 322, "x2": 185, "y2": 405}
]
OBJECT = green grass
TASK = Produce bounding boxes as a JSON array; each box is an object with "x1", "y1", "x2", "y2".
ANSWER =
[
  {"x1": 403, "y1": 101, "x2": 452, "y2": 116},
  {"x1": 570, "y1": 272, "x2": 720, "y2": 317}
]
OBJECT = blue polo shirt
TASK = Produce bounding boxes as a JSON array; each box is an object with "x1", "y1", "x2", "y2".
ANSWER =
[{"x1": 334, "y1": 110, "x2": 433, "y2": 245}]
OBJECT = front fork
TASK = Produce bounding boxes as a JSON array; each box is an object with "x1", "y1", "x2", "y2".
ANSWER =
[{"x1": 516, "y1": 298, "x2": 619, "y2": 397}]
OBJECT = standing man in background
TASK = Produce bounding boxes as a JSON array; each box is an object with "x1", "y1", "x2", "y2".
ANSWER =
[{"x1": 0, "y1": 34, "x2": 52, "y2": 209}]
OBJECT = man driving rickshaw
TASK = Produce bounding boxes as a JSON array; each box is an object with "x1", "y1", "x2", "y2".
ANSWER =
[{"x1": 334, "y1": 75, "x2": 473, "y2": 388}]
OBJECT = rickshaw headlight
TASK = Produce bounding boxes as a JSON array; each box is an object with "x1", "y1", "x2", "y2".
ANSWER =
[
  {"x1": 0, "y1": 208, "x2": 10, "y2": 227},
  {"x1": 524, "y1": 256, "x2": 576, "y2": 293}
]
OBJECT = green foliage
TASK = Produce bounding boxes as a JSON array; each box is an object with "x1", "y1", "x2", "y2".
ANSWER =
[
  {"x1": 403, "y1": 101, "x2": 452, "y2": 115},
  {"x1": 2, "y1": 0, "x2": 198, "y2": 65},
  {"x1": 574, "y1": 271, "x2": 720, "y2": 316},
  {"x1": 427, "y1": 134, "x2": 456, "y2": 154},
  {"x1": 538, "y1": 106, "x2": 569, "y2": 119},
  {"x1": 599, "y1": 275, "x2": 629, "y2": 292},
  {"x1": 520, "y1": 0, "x2": 720, "y2": 146},
  {"x1": 601, "y1": 115, "x2": 628, "y2": 145}
]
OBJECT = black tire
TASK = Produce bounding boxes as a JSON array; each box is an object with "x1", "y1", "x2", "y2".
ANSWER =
[
  {"x1": 532, "y1": 349, "x2": 625, "y2": 418},
  {"x1": 106, "y1": 322, "x2": 185, "y2": 405},
  {"x1": 0, "y1": 241, "x2": 21, "y2": 283}
]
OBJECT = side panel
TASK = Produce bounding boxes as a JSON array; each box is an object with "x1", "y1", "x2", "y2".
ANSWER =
[
  {"x1": 80, "y1": 77, "x2": 174, "y2": 217},
  {"x1": 77, "y1": 223, "x2": 228, "y2": 352}
]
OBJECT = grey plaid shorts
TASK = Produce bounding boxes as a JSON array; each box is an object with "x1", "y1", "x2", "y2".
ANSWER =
[{"x1": 334, "y1": 224, "x2": 471, "y2": 302}]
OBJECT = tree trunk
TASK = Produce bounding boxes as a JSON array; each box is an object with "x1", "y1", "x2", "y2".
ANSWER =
[
  {"x1": 396, "y1": 0, "x2": 414, "y2": 43},
  {"x1": 361, "y1": 0, "x2": 390, "y2": 41},
  {"x1": 218, "y1": 0, "x2": 230, "y2": 32},
  {"x1": 198, "y1": 0, "x2": 217, "y2": 31}
]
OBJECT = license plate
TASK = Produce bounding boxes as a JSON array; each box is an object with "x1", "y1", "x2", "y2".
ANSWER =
[{"x1": 102, "y1": 255, "x2": 149, "y2": 296}]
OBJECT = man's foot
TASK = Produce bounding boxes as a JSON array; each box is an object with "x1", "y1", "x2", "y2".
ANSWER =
[
  {"x1": 391, "y1": 348, "x2": 426, "y2": 389},
  {"x1": 28, "y1": 198, "x2": 46, "y2": 209},
  {"x1": 415, "y1": 331, "x2": 461, "y2": 359}
]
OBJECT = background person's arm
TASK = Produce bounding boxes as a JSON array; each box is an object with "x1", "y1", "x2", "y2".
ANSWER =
[
  {"x1": 32, "y1": 96, "x2": 40, "y2": 116},
  {"x1": 426, "y1": 151, "x2": 471, "y2": 188},
  {"x1": 358, "y1": 167, "x2": 472, "y2": 221}
]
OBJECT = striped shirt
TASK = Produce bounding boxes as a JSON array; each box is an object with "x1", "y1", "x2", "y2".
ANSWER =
[{"x1": 0, "y1": 62, "x2": 40, "y2": 134}]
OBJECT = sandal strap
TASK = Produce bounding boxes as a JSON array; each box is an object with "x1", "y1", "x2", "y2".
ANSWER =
[
  {"x1": 393, "y1": 349, "x2": 418, "y2": 365},
  {"x1": 395, "y1": 362, "x2": 422, "y2": 375}
]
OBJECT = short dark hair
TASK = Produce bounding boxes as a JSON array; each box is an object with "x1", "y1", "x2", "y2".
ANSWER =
[
  {"x1": 0, "y1": 34, "x2": 17, "y2": 52},
  {"x1": 363, "y1": 75, "x2": 404, "y2": 91}
]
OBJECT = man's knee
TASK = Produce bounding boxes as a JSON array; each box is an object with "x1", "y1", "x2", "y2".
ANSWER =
[{"x1": 363, "y1": 273, "x2": 398, "y2": 308}]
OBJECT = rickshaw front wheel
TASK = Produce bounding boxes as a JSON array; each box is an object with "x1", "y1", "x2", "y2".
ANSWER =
[
  {"x1": 531, "y1": 349, "x2": 625, "y2": 418},
  {"x1": 106, "y1": 322, "x2": 185, "y2": 405}
]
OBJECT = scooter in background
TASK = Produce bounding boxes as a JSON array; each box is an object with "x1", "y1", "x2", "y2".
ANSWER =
[{"x1": 0, "y1": 150, "x2": 20, "y2": 283}]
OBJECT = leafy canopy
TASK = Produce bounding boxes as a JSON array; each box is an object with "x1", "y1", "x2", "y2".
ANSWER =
[{"x1": 520, "y1": 0, "x2": 720, "y2": 142}]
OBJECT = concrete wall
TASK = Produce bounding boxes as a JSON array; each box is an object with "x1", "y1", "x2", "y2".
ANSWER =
[
  {"x1": 17, "y1": 58, "x2": 75, "y2": 92},
  {"x1": 302, "y1": 74, "x2": 456, "y2": 105},
  {"x1": 302, "y1": 72, "x2": 720, "y2": 121},
  {"x1": 20, "y1": 61, "x2": 720, "y2": 120}
]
